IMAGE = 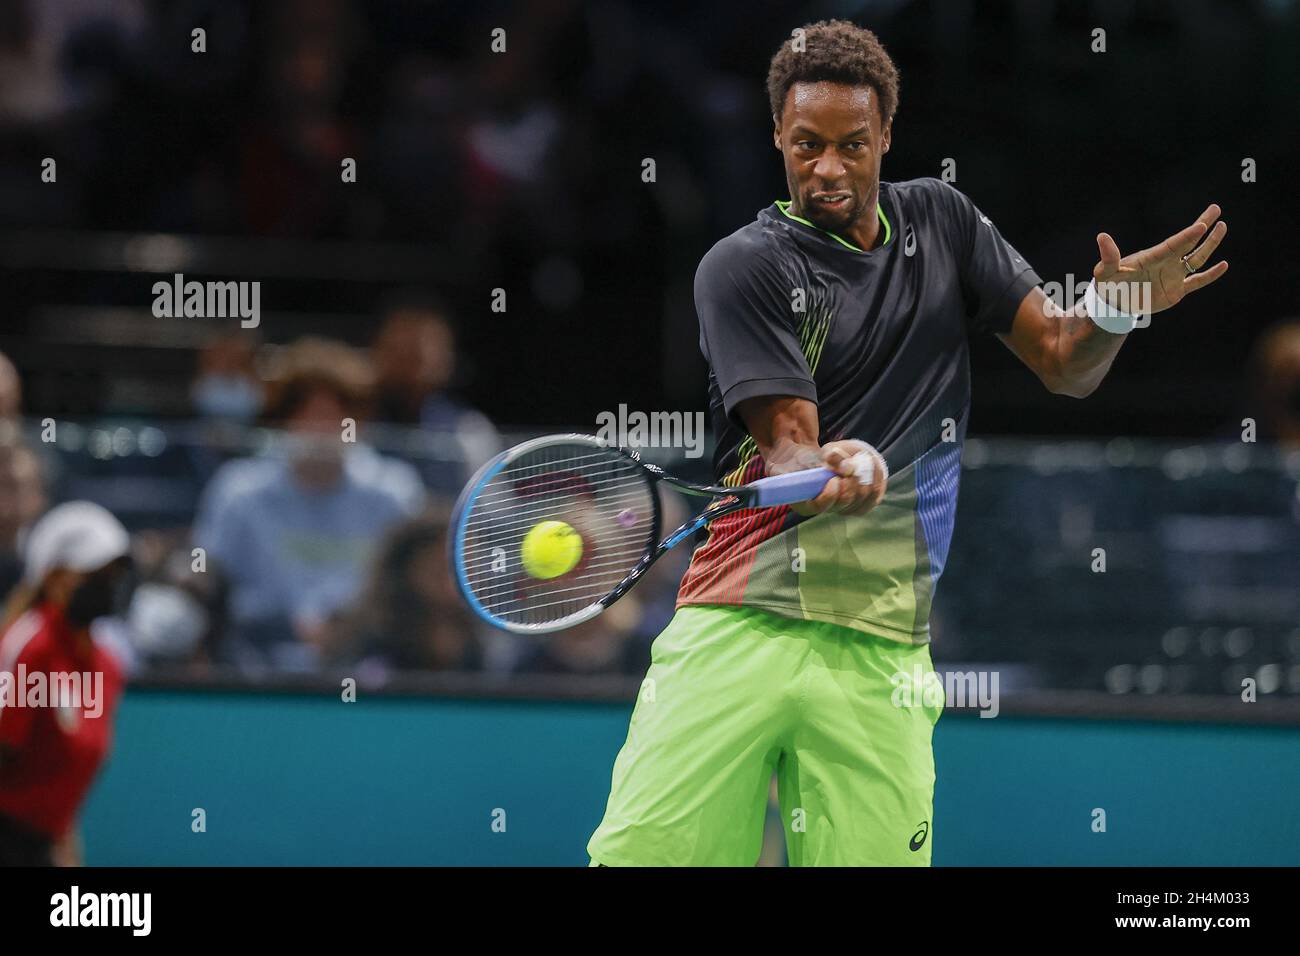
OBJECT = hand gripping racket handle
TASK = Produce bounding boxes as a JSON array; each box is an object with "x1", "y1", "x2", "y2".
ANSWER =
[
  {"x1": 748, "y1": 467, "x2": 835, "y2": 506},
  {"x1": 747, "y1": 452, "x2": 879, "y2": 507}
]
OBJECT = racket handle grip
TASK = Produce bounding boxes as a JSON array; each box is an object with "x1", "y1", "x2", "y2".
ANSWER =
[{"x1": 748, "y1": 467, "x2": 837, "y2": 507}]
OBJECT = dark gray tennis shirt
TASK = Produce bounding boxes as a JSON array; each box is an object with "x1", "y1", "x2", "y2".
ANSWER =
[{"x1": 676, "y1": 177, "x2": 1042, "y2": 645}]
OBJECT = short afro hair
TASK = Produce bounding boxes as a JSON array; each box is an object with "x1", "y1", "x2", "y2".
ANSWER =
[{"x1": 766, "y1": 19, "x2": 900, "y2": 128}]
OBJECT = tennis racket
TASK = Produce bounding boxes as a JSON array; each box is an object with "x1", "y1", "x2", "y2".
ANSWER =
[{"x1": 449, "y1": 433, "x2": 876, "y2": 633}]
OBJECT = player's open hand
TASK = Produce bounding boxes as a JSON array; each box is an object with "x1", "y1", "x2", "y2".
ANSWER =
[
  {"x1": 1093, "y1": 203, "x2": 1228, "y2": 316},
  {"x1": 792, "y1": 439, "x2": 888, "y2": 518}
]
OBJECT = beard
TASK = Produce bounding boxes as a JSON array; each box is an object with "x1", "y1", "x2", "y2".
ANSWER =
[{"x1": 803, "y1": 190, "x2": 865, "y2": 232}]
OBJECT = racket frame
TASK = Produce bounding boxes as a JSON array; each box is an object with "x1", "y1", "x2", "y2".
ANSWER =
[{"x1": 451, "y1": 433, "x2": 773, "y2": 634}]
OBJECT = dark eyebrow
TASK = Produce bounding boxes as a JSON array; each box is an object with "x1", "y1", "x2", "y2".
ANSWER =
[{"x1": 790, "y1": 125, "x2": 871, "y2": 140}]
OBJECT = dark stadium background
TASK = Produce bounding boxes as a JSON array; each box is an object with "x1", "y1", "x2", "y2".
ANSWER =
[{"x1": 2, "y1": 0, "x2": 1295, "y2": 433}]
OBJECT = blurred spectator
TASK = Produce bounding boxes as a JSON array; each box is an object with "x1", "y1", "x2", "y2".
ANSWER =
[
  {"x1": 1245, "y1": 318, "x2": 1300, "y2": 448},
  {"x1": 185, "y1": 332, "x2": 266, "y2": 492},
  {"x1": 371, "y1": 290, "x2": 500, "y2": 496},
  {"x1": 0, "y1": 501, "x2": 133, "y2": 866},
  {"x1": 0, "y1": 438, "x2": 47, "y2": 599},
  {"x1": 0, "y1": 352, "x2": 22, "y2": 531},
  {"x1": 328, "y1": 512, "x2": 483, "y2": 674},
  {"x1": 238, "y1": 0, "x2": 369, "y2": 236},
  {"x1": 192, "y1": 337, "x2": 424, "y2": 671},
  {"x1": 118, "y1": 537, "x2": 214, "y2": 672},
  {"x1": 370, "y1": 58, "x2": 471, "y2": 239},
  {"x1": 0, "y1": 351, "x2": 20, "y2": 423},
  {"x1": 0, "y1": 0, "x2": 149, "y2": 125},
  {"x1": 190, "y1": 334, "x2": 263, "y2": 424}
]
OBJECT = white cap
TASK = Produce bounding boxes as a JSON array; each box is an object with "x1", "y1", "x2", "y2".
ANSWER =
[{"x1": 24, "y1": 501, "x2": 131, "y2": 587}]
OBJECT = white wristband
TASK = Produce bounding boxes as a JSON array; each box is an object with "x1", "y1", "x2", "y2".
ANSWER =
[{"x1": 1081, "y1": 278, "x2": 1139, "y2": 335}]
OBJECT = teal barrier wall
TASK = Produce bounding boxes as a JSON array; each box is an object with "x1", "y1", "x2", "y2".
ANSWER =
[{"x1": 81, "y1": 690, "x2": 1300, "y2": 866}]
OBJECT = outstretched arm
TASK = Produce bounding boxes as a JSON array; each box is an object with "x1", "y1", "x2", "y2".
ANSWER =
[{"x1": 999, "y1": 203, "x2": 1229, "y2": 398}]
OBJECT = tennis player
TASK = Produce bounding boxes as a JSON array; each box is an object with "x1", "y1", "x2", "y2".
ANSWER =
[{"x1": 587, "y1": 19, "x2": 1227, "y2": 866}]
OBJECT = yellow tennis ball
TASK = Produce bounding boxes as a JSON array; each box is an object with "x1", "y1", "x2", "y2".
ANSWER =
[{"x1": 520, "y1": 520, "x2": 583, "y2": 579}]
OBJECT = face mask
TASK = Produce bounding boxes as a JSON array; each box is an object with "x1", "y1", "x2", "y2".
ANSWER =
[
  {"x1": 193, "y1": 375, "x2": 263, "y2": 422},
  {"x1": 65, "y1": 563, "x2": 135, "y2": 628},
  {"x1": 281, "y1": 431, "x2": 346, "y2": 490}
]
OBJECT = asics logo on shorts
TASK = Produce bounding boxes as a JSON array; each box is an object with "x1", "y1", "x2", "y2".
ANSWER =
[{"x1": 909, "y1": 820, "x2": 929, "y2": 851}]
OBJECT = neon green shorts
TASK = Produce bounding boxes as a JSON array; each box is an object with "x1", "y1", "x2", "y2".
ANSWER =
[{"x1": 587, "y1": 605, "x2": 944, "y2": 866}]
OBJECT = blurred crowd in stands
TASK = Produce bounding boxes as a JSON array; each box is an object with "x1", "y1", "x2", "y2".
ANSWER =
[{"x1": 0, "y1": 289, "x2": 692, "y2": 681}]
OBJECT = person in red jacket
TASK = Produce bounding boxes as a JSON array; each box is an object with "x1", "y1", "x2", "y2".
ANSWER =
[{"x1": 0, "y1": 501, "x2": 132, "y2": 866}]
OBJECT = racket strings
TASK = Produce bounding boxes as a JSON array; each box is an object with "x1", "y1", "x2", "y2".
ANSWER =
[
  {"x1": 459, "y1": 442, "x2": 656, "y2": 628},
  {"x1": 467, "y1": 468, "x2": 648, "y2": 505},
  {"x1": 463, "y1": 478, "x2": 653, "y2": 533},
  {"x1": 464, "y1": 546, "x2": 648, "y2": 579},
  {"x1": 463, "y1": 550, "x2": 652, "y2": 597},
  {"x1": 468, "y1": 563, "x2": 651, "y2": 605}
]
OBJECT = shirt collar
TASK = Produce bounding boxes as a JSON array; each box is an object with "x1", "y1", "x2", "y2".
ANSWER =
[{"x1": 774, "y1": 188, "x2": 893, "y2": 252}]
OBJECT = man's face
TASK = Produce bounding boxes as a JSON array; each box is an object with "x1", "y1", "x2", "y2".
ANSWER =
[
  {"x1": 287, "y1": 389, "x2": 348, "y2": 488},
  {"x1": 774, "y1": 81, "x2": 891, "y2": 234},
  {"x1": 374, "y1": 312, "x2": 454, "y2": 397}
]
